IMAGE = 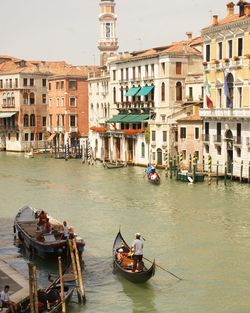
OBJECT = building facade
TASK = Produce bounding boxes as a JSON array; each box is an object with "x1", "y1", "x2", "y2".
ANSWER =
[{"x1": 200, "y1": 1, "x2": 250, "y2": 178}]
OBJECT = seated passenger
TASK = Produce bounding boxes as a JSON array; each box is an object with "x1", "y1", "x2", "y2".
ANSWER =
[
  {"x1": 44, "y1": 218, "x2": 52, "y2": 234},
  {"x1": 37, "y1": 210, "x2": 47, "y2": 230}
]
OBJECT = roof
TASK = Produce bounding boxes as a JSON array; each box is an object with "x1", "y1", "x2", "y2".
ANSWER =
[
  {"x1": 177, "y1": 115, "x2": 203, "y2": 122},
  {"x1": 203, "y1": 12, "x2": 250, "y2": 30}
]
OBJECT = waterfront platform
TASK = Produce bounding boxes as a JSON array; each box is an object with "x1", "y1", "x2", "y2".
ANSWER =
[{"x1": 0, "y1": 258, "x2": 29, "y2": 303}]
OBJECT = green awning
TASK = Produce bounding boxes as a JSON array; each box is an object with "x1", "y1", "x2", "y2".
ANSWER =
[
  {"x1": 0, "y1": 112, "x2": 17, "y2": 118},
  {"x1": 125, "y1": 87, "x2": 141, "y2": 97},
  {"x1": 106, "y1": 114, "x2": 128, "y2": 123},
  {"x1": 136, "y1": 85, "x2": 154, "y2": 96},
  {"x1": 121, "y1": 114, "x2": 150, "y2": 123}
]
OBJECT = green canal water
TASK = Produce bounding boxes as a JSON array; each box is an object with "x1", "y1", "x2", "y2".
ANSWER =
[{"x1": 0, "y1": 152, "x2": 250, "y2": 313}]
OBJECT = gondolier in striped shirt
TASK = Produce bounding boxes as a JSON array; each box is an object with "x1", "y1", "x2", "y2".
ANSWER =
[{"x1": 131, "y1": 233, "x2": 144, "y2": 272}]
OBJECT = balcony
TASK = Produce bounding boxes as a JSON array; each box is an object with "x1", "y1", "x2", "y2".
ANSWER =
[
  {"x1": 233, "y1": 136, "x2": 242, "y2": 146},
  {"x1": 213, "y1": 135, "x2": 222, "y2": 144},
  {"x1": 54, "y1": 126, "x2": 65, "y2": 133},
  {"x1": 2, "y1": 103, "x2": 16, "y2": 108},
  {"x1": 69, "y1": 126, "x2": 78, "y2": 133},
  {"x1": 200, "y1": 108, "x2": 250, "y2": 119},
  {"x1": 202, "y1": 134, "x2": 210, "y2": 142},
  {"x1": 119, "y1": 79, "x2": 129, "y2": 84}
]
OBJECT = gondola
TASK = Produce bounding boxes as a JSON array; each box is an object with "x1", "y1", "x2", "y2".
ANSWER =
[
  {"x1": 103, "y1": 162, "x2": 126, "y2": 169},
  {"x1": 112, "y1": 231, "x2": 155, "y2": 283},
  {"x1": 14, "y1": 205, "x2": 85, "y2": 258},
  {"x1": 16, "y1": 265, "x2": 75, "y2": 313}
]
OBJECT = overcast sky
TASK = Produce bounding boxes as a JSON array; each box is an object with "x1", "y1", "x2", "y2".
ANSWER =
[{"x1": 1, "y1": 0, "x2": 228, "y2": 65}]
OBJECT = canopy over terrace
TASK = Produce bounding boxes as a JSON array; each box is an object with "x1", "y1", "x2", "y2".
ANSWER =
[{"x1": 106, "y1": 113, "x2": 151, "y2": 123}]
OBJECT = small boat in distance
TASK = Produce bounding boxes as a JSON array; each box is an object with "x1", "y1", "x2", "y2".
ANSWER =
[
  {"x1": 103, "y1": 161, "x2": 126, "y2": 169},
  {"x1": 14, "y1": 205, "x2": 85, "y2": 258},
  {"x1": 113, "y1": 231, "x2": 155, "y2": 283},
  {"x1": 146, "y1": 165, "x2": 160, "y2": 185}
]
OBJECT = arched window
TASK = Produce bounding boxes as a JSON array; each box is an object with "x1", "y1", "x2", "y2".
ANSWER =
[
  {"x1": 113, "y1": 87, "x2": 116, "y2": 103},
  {"x1": 121, "y1": 87, "x2": 124, "y2": 103},
  {"x1": 30, "y1": 93, "x2": 35, "y2": 105},
  {"x1": 23, "y1": 114, "x2": 29, "y2": 127},
  {"x1": 11, "y1": 92, "x2": 15, "y2": 106},
  {"x1": 125, "y1": 87, "x2": 129, "y2": 102},
  {"x1": 176, "y1": 82, "x2": 182, "y2": 101},
  {"x1": 104, "y1": 105, "x2": 107, "y2": 118},
  {"x1": 161, "y1": 82, "x2": 165, "y2": 101},
  {"x1": 226, "y1": 73, "x2": 234, "y2": 108},
  {"x1": 7, "y1": 93, "x2": 11, "y2": 105},
  {"x1": 3, "y1": 93, "x2": 6, "y2": 105},
  {"x1": 23, "y1": 92, "x2": 28, "y2": 105},
  {"x1": 107, "y1": 103, "x2": 110, "y2": 117},
  {"x1": 90, "y1": 103, "x2": 94, "y2": 121},
  {"x1": 96, "y1": 103, "x2": 99, "y2": 118},
  {"x1": 30, "y1": 114, "x2": 35, "y2": 126},
  {"x1": 141, "y1": 142, "x2": 145, "y2": 158}
]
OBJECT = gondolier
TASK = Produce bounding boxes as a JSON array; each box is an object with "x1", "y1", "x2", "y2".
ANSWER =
[{"x1": 131, "y1": 233, "x2": 144, "y2": 272}]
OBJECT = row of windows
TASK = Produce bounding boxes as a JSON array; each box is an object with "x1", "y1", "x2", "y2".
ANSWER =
[
  {"x1": 205, "y1": 37, "x2": 243, "y2": 62},
  {"x1": 180, "y1": 127, "x2": 200, "y2": 139},
  {"x1": 151, "y1": 130, "x2": 167, "y2": 142},
  {"x1": 112, "y1": 62, "x2": 182, "y2": 81},
  {"x1": 48, "y1": 80, "x2": 77, "y2": 91},
  {"x1": 48, "y1": 115, "x2": 77, "y2": 127}
]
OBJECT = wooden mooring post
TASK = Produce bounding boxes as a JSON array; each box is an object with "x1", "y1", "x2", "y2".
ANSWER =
[
  {"x1": 28, "y1": 263, "x2": 38, "y2": 313},
  {"x1": 58, "y1": 257, "x2": 66, "y2": 313},
  {"x1": 240, "y1": 160, "x2": 243, "y2": 183},
  {"x1": 224, "y1": 162, "x2": 227, "y2": 186},
  {"x1": 248, "y1": 161, "x2": 250, "y2": 184},
  {"x1": 208, "y1": 155, "x2": 212, "y2": 185},
  {"x1": 169, "y1": 158, "x2": 173, "y2": 179},
  {"x1": 216, "y1": 160, "x2": 219, "y2": 185}
]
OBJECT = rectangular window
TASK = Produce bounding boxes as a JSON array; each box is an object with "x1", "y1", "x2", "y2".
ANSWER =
[
  {"x1": 151, "y1": 64, "x2": 154, "y2": 77},
  {"x1": 42, "y1": 79, "x2": 46, "y2": 87},
  {"x1": 0, "y1": 79, "x2": 3, "y2": 88},
  {"x1": 238, "y1": 38, "x2": 243, "y2": 57},
  {"x1": 195, "y1": 127, "x2": 199, "y2": 139},
  {"x1": 69, "y1": 80, "x2": 77, "y2": 90},
  {"x1": 112, "y1": 70, "x2": 116, "y2": 81},
  {"x1": 70, "y1": 97, "x2": 76, "y2": 107},
  {"x1": 205, "y1": 122, "x2": 209, "y2": 135},
  {"x1": 145, "y1": 65, "x2": 148, "y2": 78},
  {"x1": 23, "y1": 78, "x2": 28, "y2": 87},
  {"x1": 161, "y1": 63, "x2": 165, "y2": 74},
  {"x1": 56, "y1": 98, "x2": 60, "y2": 107},
  {"x1": 42, "y1": 94, "x2": 46, "y2": 104},
  {"x1": 16, "y1": 133, "x2": 19, "y2": 141},
  {"x1": 189, "y1": 87, "x2": 193, "y2": 99},
  {"x1": 217, "y1": 122, "x2": 221, "y2": 136},
  {"x1": 138, "y1": 66, "x2": 141, "y2": 79},
  {"x1": 217, "y1": 89, "x2": 222, "y2": 108},
  {"x1": 206, "y1": 44, "x2": 210, "y2": 62},
  {"x1": 180, "y1": 127, "x2": 186, "y2": 139},
  {"x1": 176, "y1": 62, "x2": 182, "y2": 74},
  {"x1": 120, "y1": 69, "x2": 124, "y2": 81},
  {"x1": 38, "y1": 133, "x2": 42, "y2": 140},
  {"x1": 24, "y1": 133, "x2": 29, "y2": 141},
  {"x1": 218, "y1": 42, "x2": 223, "y2": 60},
  {"x1": 42, "y1": 116, "x2": 46, "y2": 127},
  {"x1": 237, "y1": 87, "x2": 242, "y2": 108},
  {"x1": 30, "y1": 133, "x2": 34, "y2": 141},
  {"x1": 61, "y1": 97, "x2": 65, "y2": 107},
  {"x1": 126, "y1": 68, "x2": 129, "y2": 80},
  {"x1": 163, "y1": 131, "x2": 167, "y2": 142},
  {"x1": 30, "y1": 78, "x2": 34, "y2": 86},
  {"x1": 49, "y1": 115, "x2": 52, "y2": 126},
  {"x1": 15, "y1": 78, "x2": 18, "y2": 88},
  {"x1": 151, "y1": 130, "x2": 156, "y2": 141},
  {"x1": 56, "y1": 115, "x2": 60, "y2": 127},
  {"x1": 237, "y1": 123, "x2": 241, "y2": 137},
  {"x1": 9, "y1": 79, "x2": 12, "y2": 88},
  {"x1": 61, "y1": 81, "x2": 64, "y2": 89},
  {"x1": 56, "y1": 81, "x2": 60, "y2": 89},
  {"x1": 132, "y1": 67, "x2": 135, "y2": 80},
  {"x1": 49, "y1": 82, "x2": 51, "y2": 90},
  {"x1": 70, "y1": 115, "x2": 76, "y2": 127},
  {"x1": 228, "y1": 40, "x2": 233, "y2": 58},
  {"x1": 61, "y1": 114, "x2": 65, "y2": 126}
]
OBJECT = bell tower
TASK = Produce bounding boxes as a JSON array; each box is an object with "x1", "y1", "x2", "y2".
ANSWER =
[{"x1": 98, "y1": 0, "x2": 119, "y2": 66}]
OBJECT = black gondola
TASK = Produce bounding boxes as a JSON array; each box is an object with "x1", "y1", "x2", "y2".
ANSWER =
[
  {"x1": 104, "y1": 162, "x2": 126, "y2": 169},
  {"x1": 16, "y1": 265, "x2": 75, "y2": 313},
  {"x1": 112, "y1": 231, "x2": 155, "y2": 283}
]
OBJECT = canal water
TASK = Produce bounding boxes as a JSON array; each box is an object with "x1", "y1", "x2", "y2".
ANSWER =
[{"x1": 0, "y1": 152, "x2": 250, "y2": 313}]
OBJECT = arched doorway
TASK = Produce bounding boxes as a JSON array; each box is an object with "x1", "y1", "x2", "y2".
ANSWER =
[
  {"x1": 225, "y1": 129, "x2": 233, "y2": 173},
  {"x1": 157, "y1": 148, "x2": 163, "y2": 165}
]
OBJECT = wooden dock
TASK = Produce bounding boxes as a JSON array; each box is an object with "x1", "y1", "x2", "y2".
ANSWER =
[{"x1": 0, "y1": 258, "x2": 29, "y2": 303}]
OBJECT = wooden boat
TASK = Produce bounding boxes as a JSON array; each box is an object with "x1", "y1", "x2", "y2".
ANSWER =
[
  {"x1": 16, "y1": 265, "x2": 75, "y2": 313},
  {"x1": 104, "y1": 162, "x2": 126, "y2": 169},
  {"x1": 147, "y1": 172, "x2": 160, "y2": 185},
  {"x1": 112, "y1": 231, "x2": 155, "y2": 283},
  {"x1": 14, "y1": 205, "x2": 85, "y2": 258}
]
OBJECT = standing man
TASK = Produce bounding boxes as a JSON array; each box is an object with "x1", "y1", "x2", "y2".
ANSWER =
[
  {"x1": 0, "y1": 285, "x2": 16, "y2": 313},
  {"x1": 62, "y1": 221, "x2": 69, "y2": 239},
  {"x1": 131, "y1": 233, "x2": 144, "y2": 272}
]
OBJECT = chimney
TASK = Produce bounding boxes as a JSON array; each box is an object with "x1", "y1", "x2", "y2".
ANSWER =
[
  {"x1": 244, "y1": 4, "x2": 250, "y2": 16},
  {"x1": 186, "y1": 32, "x2": 193, "y2": 39},
  {"x1": 227, "y1": 2, "x2": 235, "y2": 15},
  {"x1": 213, "y1": 15, "x2": 219, "y2": 26}
]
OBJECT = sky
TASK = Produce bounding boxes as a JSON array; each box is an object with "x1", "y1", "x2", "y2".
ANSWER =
[{"x1": 1, "y1": 0, "x2": 228, "y2": 66}]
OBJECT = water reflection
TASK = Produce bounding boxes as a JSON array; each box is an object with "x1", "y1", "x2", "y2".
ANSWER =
[{"x1": 120, "y1": 279, "x2": 157, "y2": 313}]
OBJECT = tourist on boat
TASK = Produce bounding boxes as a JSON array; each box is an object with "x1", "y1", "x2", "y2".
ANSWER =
[
  {"x1": 44, "y1": 218, "x2": 52, "y2": 234},
  {"x1": 37, "y1": 210, "x2": 47, "y2": 230},
  {"x1": 146, "y1": 164, "x2": 153, "y2": 175},
  {"x1": 0, "y1": 285, "x2": 16, "y2": 313},
  {"x1": 63, "y1": 221, "x2": 69, "y2": 239},
  {"x1": 131, "y1": 233, "x2": 144, "y2": 272}
]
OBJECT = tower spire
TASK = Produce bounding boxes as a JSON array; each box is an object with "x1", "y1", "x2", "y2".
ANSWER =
[{"x1": 98, "y1": 0, "x2": 119, "y2": 66}]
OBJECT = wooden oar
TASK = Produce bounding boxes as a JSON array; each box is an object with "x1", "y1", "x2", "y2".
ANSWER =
[{"x1": 143, "y1": 257, "x2": 182, "y2": 280}]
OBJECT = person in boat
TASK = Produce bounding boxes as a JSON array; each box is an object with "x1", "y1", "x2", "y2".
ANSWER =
[
  {"x1": 146, "y1": 164, "x2": 153, "y2": 175},
  {"x1": 62, "y1": 221, "x2": 69, "y2": 239},
  {"x1": 131, "y1": 233, "x2": 144, "y2": 272},
  {"x1": 37, "y1": 210, "x2": 47, "y2": 230},
  {"x1": 149, "y1": 167, "x2": 159, "y2": 180},
  {"x1": 44, "y1": 218, "x2": 52, "y2": 234},
  {"x1": 0, "y1": 285, "x2": 16, "y2": 313}
]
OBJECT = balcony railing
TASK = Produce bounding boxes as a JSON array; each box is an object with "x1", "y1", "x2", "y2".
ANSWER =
[
  {"x1": 233, "y1": 136, "x2": 242, "y2": 145},
  {"x1": 0, "y1": 125, "x2": 18, "y2": 130},
  {"x1": 69, "y1": 126, "x2": 78, "y2": 133},
  {"x1": 54, "y1": 126, "x2": 65, "y2": 133},
  {"x1": 200, "y1": 108, "x2": 250, "y2": 118},
  {"x1": 213, "y1": 135, "x2": 222, "y2": 143},
  {"x1": 202, "y1": 134, "x2": 210, "y2": 142},
  {"x1": 2, "y1": 103, "x2": 16, "y2": 108}
]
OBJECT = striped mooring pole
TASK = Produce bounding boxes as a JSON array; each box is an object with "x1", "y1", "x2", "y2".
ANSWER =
[
  {"x1": 179, "y1": 152, "x2": 183, "y2": 170},
  {"x1": 165, "y1": 148, "x2": 169, "y2": 177},
  {"x1": 87, "y1": 140, "x2": 91, "y2": 165},
  {"x1": 65, "y1": 139, "x2": 69, "y2": 161},
  {"x1": 208, "y1": 155, "x2": 212, "y2": 185}
]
